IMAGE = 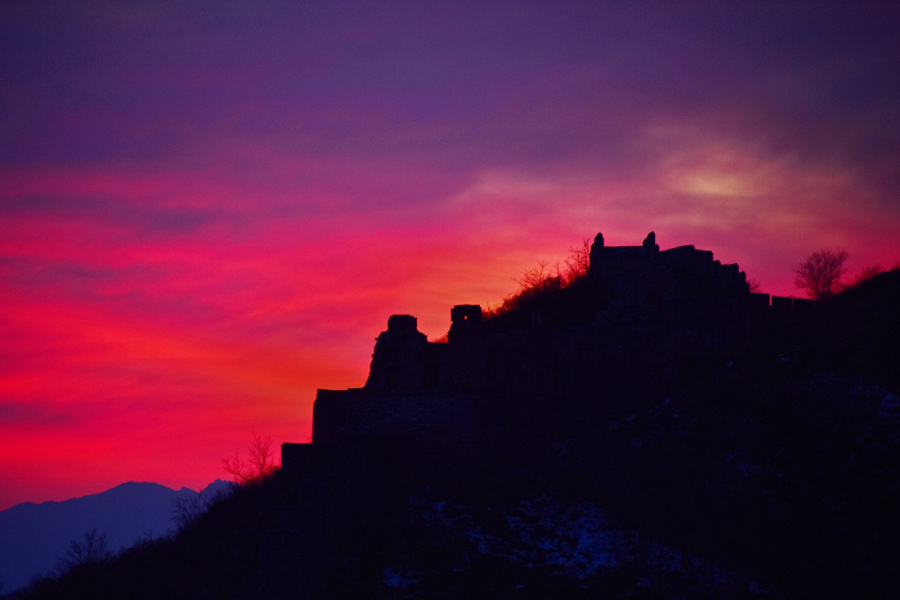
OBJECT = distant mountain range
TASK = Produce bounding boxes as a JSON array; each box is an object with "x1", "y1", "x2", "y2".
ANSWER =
[{"x1": 0, "y1": 480, "x2": 232, "y2": 595}]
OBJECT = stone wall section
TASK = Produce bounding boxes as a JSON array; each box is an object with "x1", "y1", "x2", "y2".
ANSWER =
[{"x1": 286, "y1": 231, "x2": 819, "y2": 470}]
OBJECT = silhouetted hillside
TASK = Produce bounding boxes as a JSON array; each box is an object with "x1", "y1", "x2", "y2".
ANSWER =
[{"x1": 10, "y1": 239, "x2": 899, "y2": 599}]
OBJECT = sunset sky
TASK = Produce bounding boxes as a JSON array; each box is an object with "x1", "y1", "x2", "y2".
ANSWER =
[{"x1": 2, "y1": 1, "x2": 899, "y2": 509}]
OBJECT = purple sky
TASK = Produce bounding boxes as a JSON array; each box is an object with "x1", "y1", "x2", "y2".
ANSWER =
[{"x1": 1, "y1": 0, "x2": 898, "y2": 509}]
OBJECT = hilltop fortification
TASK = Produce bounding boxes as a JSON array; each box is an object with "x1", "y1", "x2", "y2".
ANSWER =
[{"x1": 287, "y1": 231, "x2": 775, "y2": 460}]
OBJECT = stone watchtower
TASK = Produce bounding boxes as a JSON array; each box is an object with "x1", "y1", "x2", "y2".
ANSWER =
[
  {"x1": 589, "y1": 231, "x2": 659, "y2": 279},
  {"x1": 364, "y1": 315, "x2": 429, "y2": 391},
  {"x1": 448, "y1": 304, "x2": 482, "y2": 342}
]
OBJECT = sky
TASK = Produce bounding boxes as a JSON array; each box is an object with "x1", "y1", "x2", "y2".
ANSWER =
[{"x1": 1, "y1": 0, "x2": 899, "y2": 509}]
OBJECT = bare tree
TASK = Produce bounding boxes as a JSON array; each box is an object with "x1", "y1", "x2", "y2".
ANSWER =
[
  {"x1": 58, "y1": 528, "x2": 111, "y2": 572},
  {"x1": 483, "y1": 235, "x2": 594, "y2": 320},
  {"x1": 564, "y1": 237, "x2": 591, "y2": 283},
  {"x1": 517, "y1": 240, "x2": 591, "y2": 294},
  {"x1": 171, "y1": 483, "x2": 234, "y2": 530},
  {"x1": 516, "y1": 260, "x2": 560, "y2": 294},
  {"x1": 222, "y1": 432, "x2": 278, "y2": 486},
  {"x1": 794, "y1": 248, "x2": 849, "y2": 300},
  {"x1": 171, "y1": 494, "x2": 208, "y2": 530}
]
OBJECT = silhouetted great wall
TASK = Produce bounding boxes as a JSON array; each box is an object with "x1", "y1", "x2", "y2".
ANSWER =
[{"x1": 285, "y1": 231, "x2": 819, "y2": 459}]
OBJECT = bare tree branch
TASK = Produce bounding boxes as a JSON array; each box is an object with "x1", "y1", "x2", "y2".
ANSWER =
[
  {"x1": 794, "y1": 248, "x2": 849, "y2": 300},
  {"x1": 564, "y1": 237, "x2": 591, "y2": 283},
  {"x1": 222, "y1": 432, "x2": 278, "y2": 486},
  {"x1": 171, "y1": 494, "x2": 207, "y2": 530},
  {"x1": 57, "y1": 528, "x2": 111, "y2": 573}
]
